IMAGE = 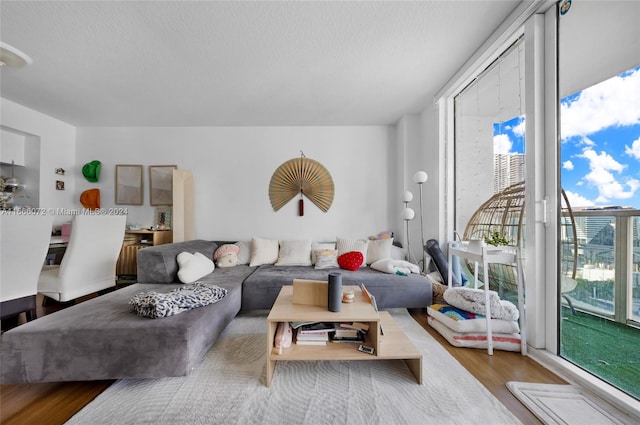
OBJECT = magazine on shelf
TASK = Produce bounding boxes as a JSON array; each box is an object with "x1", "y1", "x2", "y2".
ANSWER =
[
  {"x1": 295, "y1": 339, "x2": 327, "y2": 346},
  {"x1": 290, "y1": 321, "x2": 319, "y2": 329},
  {"x1": 334, "y1": 329, "x2": 359, "y2": 339},
  {"x1": 295, "y1": 331, "x2": 329, "y2": 342},
  {"x1": 297, "y1": 322, "x2": 337, "y2": 334},
  {"x1": 329, "y1": 330, "x2": 365, "y2": 344},
  {"x1": 339, "y1": 322, "x2": 370, "y2": 332}
]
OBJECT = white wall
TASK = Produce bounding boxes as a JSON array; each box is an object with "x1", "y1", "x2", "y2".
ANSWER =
[
  {"x1": 76, "y1": 126, "x2": 399, "y2": 242},
  {"x1": 419, "y1": 104, "x2": 441, "y2": 243},
  {"x1": 395, "y1": 106, "x2": 441, "y2": 266},
  {"x1": 1, "y1": 98, "x2": 76, "y2": 225}
]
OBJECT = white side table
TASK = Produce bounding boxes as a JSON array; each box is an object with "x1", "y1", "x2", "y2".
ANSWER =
[{"x1": 447, "y1": 242, "x2": 526, "y2": 356}]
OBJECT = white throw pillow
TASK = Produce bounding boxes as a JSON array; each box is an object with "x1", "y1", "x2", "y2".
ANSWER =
[
  {"x1": 249, "y1": 236, "x2": 279, "y2": 267},
  {"x1": 235, "y1": 240, "x2": 251, "y2": 265},
  {"x1": 275, "y1": 240, "x2": 312, "y2": 266},
  {"x1": 370, "y1": 258, "x2": 420, "y2": 275},
  {"x1": 366, "y1": 238, "x2": 394, "y2": 265},
  {"x1": 311, "y1": 242, "x2": 336, "y2": 264},
  {"x1": 336, "y1": 237, "x2": 369, "y2": 267},
  {"x1": 176, "y1": 252, "x2": 215, "y2": 283},
  {"x1": 390, "y1": 244, "x2": 406, "y2": 260}
]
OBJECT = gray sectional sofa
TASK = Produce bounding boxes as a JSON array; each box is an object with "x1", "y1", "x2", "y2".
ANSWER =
[{"x1": 1, "y1": 239, "x2": 432, "y2": 384}]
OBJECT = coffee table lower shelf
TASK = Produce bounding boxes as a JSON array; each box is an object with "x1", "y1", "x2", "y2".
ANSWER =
[{"x1": 266, "y1": 311, "x2": 422, "y2": 386}]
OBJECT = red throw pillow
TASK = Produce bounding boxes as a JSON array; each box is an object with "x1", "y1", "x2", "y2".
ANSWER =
[{"x1": 338, "y1": 251, "x2": 363, "y2": 271}]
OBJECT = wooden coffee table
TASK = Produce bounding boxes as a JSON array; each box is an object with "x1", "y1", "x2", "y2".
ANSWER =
[{"x1": 266, "y1": 285, "x2": 422, "y2": 386}]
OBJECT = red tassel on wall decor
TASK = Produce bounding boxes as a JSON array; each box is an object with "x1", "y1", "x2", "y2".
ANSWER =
[{"x1": 299, "y1": 198, "x2": 304, "y2": 216}]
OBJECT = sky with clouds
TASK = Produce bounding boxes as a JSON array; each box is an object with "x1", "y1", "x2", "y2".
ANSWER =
[
  {"x1": 493, "y1": 65, "x2": 640, "y2": 209},
  {"x1": 561, "y1": 66, "x2": 640, "y2": 209}
]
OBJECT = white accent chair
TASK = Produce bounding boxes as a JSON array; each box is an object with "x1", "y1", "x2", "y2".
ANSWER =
[
  {"x1": 38, "y1": 214, "x2": 127, "y2": 302},
  {"x1": 1, "y1": 214, "x2": 54, "y2": 321}
]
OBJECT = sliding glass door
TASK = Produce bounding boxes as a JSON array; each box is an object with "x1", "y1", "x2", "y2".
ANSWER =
[
  {"x1": 453, "y1": 37, "x2": 526, "y2": 296},
  {"x1": 557, "y1": 0, "x2": 640, "y2": 399}
]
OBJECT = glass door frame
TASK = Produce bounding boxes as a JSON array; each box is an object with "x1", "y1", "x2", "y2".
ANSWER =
[
  {"x1": 438, "y1": 1, "x2": 639, "y2": 413},
  {"x1": 439, "y1": 3, "x2": 555, "y2": 351}
]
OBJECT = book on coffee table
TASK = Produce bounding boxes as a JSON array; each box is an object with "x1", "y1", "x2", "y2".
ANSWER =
[
  {"x1": 297, "y1": 322, "x2": 337, "y2": 333},
  {"x1": 330, "y1": 330, "x2": 365, "y2": 344},
  {"x1": 296, "y1": 332, "x2": 329, "y2": 341},
  {"x1": 295, "y1": 340, "x2": 327, "y2": 346}
]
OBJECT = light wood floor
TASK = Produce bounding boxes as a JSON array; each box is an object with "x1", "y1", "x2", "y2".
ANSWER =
[{"x1": 1, "y1": 301, "x2": 565, "y2": 425}]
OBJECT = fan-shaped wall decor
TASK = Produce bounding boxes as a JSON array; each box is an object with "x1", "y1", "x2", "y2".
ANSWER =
[{"x1": 269, "y1": 156, "x2": 334, "y2": 215}]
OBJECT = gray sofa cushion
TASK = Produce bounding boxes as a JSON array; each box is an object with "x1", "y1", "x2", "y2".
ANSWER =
[
  {"x1": 241, "y1": 265, "x2": 432, "y2": 310},
  {"x1": 136, "y1": 240, "x2": 219, "y2": 283},
  {"x1": 1, "y1": 273, "x2": 245, "y2": 384}
]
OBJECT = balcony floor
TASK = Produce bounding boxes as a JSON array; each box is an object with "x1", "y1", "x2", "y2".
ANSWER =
[{"x1": 561, "y1": 306, "x2": 640, "y2": 399}]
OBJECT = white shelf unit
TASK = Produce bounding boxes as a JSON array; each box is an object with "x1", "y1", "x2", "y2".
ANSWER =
[{"x1": 447, "y1": 242, "x2": 526, "y2": 356}]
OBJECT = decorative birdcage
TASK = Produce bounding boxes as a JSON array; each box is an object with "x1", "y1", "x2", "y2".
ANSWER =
[{"x1": 461, "y1": 181, "x2": 576, "y2": 291}]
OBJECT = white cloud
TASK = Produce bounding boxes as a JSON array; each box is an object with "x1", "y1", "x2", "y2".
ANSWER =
[
  {"x1": 579, "y1": 147, "x2": 636, "y2": 203},
  {"x1": 564, "y1": 190, "x2": 595, "y2": 207},
  {"x1": 512, "y1": 117, "x2": 526, "y2": 137},
  {"x1": 580, "y1": 148, "x2": 625, "y2": 173},
  {"x1": 627, "y1": 178, "x2": 640, "y2": 192},
  {"x1": 625, "y1": 136, "x2": 640, "y2": 159},
  {"x1": 493, "y1": 134, "x2": 512, "y2": 154},
  {"x1": 561, "y1": 68, "x2": 640, "y2": 139},
  {"x1": 563, "y1": 160, "x2": 574, "y2": 170},
  {"x1": 580, "y1": 137, "x2": 595, "y2": 147}
]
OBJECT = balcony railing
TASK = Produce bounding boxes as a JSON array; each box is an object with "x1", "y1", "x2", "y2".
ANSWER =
[{"x1": 564, "y1": 208, "x2": 640, "y2": 326}]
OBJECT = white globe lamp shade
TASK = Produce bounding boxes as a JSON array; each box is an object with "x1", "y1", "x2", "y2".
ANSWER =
[
  {"x1": 403, "y1": 190, "x2": 413, "y2": 203},
  {"x1": 413, "y1": 171, "x2": 428, "y2": 184},
  {"x1": 401, "y1": 207, "x2": 415, "y2": 221}
]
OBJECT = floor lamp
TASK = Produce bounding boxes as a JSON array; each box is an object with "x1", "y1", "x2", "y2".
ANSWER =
[
  {"x1": 402, "y1": 191, "x2": 414, "y2": 263},
  {"x1": 401, "y1": 207, "x2": 415, "y2": 264},
  {"x1": 413, "y1": 171, "x2": 428, "y2": 271}
]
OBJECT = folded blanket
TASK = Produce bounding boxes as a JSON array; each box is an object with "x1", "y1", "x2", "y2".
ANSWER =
[
  {"x1": 443, "y1": 287, "x2": 519, "y2": 321},
  {"x1": 427, "y1": 304, "x2": 520, "y2": 334},
  {"x1": 428, "y1": 315, "x2": 521, "y2": 352},
  {"x1": 129, "y1": 282, "x2": 228, "y2": 319}
]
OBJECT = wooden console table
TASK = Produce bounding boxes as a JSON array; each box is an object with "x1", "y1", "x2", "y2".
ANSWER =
[
  {"x1": 447, "y1": 242, "x2": 527, "y2": 356},
  {"x1": 116, "y1": 230, "x2": 173, "y2": 276}
]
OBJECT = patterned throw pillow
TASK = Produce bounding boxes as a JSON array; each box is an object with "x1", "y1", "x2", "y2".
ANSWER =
[
  {"x1": 338, "y1": 251, "x2": 364, "y2": 271},
  {"x1": 129, "y1": 282, "x2": 228, "y2": 319},
  {"x1": 311, "y1": 242, "x2": 336, "y2": 264},
  {"x1": 314, "y1": 249, "x2": 339, "y2": 269}
]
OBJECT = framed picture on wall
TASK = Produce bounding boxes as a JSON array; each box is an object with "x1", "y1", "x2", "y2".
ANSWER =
[
  {"x1": 149, "y1": 165, "x2": 177, "y2": 205},
  {"x1": 115, "y1": 164, "x2": 143, "y2": 205}
]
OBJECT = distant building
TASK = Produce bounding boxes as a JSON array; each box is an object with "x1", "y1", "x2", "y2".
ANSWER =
[{"x1": 494, "y1": 153, "x2": 524, "y2": 193}]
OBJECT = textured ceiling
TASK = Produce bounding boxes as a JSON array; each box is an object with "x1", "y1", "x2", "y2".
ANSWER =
[{"x1": 0, "y1": 1, "x2": 520, "y2": 126}]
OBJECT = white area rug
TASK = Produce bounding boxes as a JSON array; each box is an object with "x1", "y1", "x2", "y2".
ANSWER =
[
  {"x1": 67, "y1": 310, "x2": 521, "y2": 425},
  {"x1": 506, "y1": 382, "x2": 638, "y2": 425}
]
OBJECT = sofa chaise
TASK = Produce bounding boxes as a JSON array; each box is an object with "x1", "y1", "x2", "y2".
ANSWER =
[{"x1": 1, "y1": 239, "x2": 432, "y2": 384}]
